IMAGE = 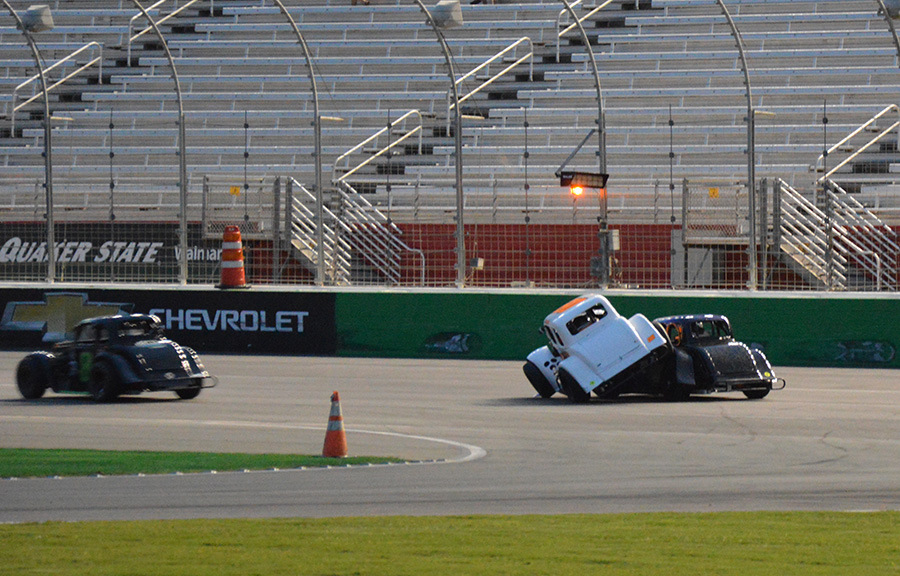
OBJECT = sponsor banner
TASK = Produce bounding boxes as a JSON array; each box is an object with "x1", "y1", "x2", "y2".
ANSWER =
[
  {"x1": 0, "y1": 288, "x2": 336, "y2": 355},
  {"x1": 0, "y1": 224, "x2": 227, "y2": 284},
  {"x1": 0, "y1": 223, "x2": 182, "y2": 265}
]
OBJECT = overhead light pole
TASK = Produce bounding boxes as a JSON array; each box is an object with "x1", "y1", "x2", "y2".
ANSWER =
[
  {"x1": 557, "y1": 0, "x2": 606, "y2": 174},
  {"x1": 558, "y1": 0, "x2": 610, "y2": 286},
  {"x1": 129, "y1": 1, "x2": 189, "y2": 284},
  {"x1": 714, "y1": 0, "x2": 757, "y2": 290},
  {"x1": 3, "y1": 2, "x2": 55, "y2": 282},
  {"x1": 412, "y1": 0, "x2": 465, "y2": 287}
]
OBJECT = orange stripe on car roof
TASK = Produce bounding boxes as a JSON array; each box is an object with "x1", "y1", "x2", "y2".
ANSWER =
[{"x1": 552, "y1": 297, "x2": 586, "y2": 315}]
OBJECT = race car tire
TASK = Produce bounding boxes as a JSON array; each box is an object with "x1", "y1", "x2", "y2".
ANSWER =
[
  {"x1": 175, "y1": 382, "x2": 202, "y2": 400},
  {"x1": 743, "y1": 388, "x2": 770, "y2": 400},
  {"x1": 523, "y1": 361, "x2": 555, "y2": 398},
  {"x1": 663, "y1": 382, "x2": 691, "y2": 402},
  {"x1": 558, "y1": 367, "x2": 590, "y2": 404},
  {"x1": 89, "y1": 360, "x2": 122, "y2": 402},
  {"x1": 16, "y1": 356, "x2": 49, "y2": 400}
]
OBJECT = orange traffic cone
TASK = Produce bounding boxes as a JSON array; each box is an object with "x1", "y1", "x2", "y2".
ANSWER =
[
  {"x1": 322, "y1": 391, "x2": 348, "y2": 458},
  {"x1": 218, "y1": 225, "x2": 247, "y2": 289}
]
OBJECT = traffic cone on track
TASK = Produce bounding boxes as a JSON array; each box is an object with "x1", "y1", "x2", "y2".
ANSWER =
[
  {"x1": 217, "y1": 225, "x2": 248, "y2": 289},
  {"x1": 322, "y1": 391, "x2": 348, "y2": 458}
]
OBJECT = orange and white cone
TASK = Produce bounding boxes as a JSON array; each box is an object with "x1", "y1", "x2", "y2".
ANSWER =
[
  {"x1": 322, "y1": 391, "x2": 348, "y2": 458},
  {"x1": 218, "y1": 225, "x2": 247, "y2": 288}
]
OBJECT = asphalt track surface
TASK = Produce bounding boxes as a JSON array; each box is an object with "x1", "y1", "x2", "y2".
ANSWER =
[{"x1": 1, "y1": 352, "x2": 899, "y2": 523}]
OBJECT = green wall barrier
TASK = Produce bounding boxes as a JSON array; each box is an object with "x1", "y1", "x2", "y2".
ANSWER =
[{"x1": 335, "y1": 291, "x2": 899, "y2": 368}]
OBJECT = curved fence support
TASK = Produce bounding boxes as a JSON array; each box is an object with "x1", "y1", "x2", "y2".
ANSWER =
[
  {"x1": 2, "y1": 1, "x2": 55, "y2": 282},
  {"x1": 269, "y1": 0, "x2": 326, "y2": 286},
  {"x1": 411, "y1": 0, "x2": 466, "y2": 287},
  {"x1": 128, "y1": 0, "x2": 188, "y2": 284},
  {"x1": 714, "y1": 0, "x2": 756, "y2": 289}
]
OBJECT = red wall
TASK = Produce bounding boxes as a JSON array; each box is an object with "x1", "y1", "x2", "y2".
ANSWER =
[{"x1": 396, "y1": 223, "x2": 676, "y2": 287}]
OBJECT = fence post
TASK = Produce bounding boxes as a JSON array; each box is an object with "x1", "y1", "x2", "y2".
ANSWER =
[
  {"x1": 759, "y1": 178, "x2": 768, "y2": 290},
  {"x1": 273, "y1": 176, "x2": 281, "y2": 283},
  {"x1": 681, "y1": 178, "x2": 689, "y2": 287},
  {"x1": 824, "y1": 181, "x2": 835, "y2": 290}
]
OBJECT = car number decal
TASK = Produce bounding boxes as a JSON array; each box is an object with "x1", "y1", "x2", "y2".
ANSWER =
[{"x1": 79, "y1": 352, "x2": 93, "y2": 383}]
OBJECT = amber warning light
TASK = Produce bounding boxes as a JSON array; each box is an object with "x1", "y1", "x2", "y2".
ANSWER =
[{"x1": 559, "y1": 171, "x2": 609, "y2": 195}]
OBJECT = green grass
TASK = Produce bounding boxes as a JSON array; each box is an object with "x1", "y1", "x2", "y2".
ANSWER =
[
  {"x1": 3, "y1": 450, "x2": 898, "y2": 574},
  {"x1": 2, "y1": 512, "x2": 899, "y2": 575},
  {"x1": 0, "y1": 448, "x2": 403, "y2": 478}
]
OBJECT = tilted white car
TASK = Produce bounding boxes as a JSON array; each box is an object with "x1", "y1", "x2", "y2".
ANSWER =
[{"x1": 523, "y1": 294, "x2": 672, "y2": 402}]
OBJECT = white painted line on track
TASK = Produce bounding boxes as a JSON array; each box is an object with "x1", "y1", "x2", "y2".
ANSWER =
[{"x1": 0, "y1": 415, "x2": 487, "y2": 466}]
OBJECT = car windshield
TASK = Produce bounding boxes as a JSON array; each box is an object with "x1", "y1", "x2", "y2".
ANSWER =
[
  {"x1": 117, "y1": 320, "x2": 158, "y2": 340},
  {"x1": 690, "y1": 319, "x2": 731, "y2": 341}
]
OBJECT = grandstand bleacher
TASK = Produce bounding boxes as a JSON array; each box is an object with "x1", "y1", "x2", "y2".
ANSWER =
[{"x1": 1, "y1": 0, "x2": 899, "y2": 289}]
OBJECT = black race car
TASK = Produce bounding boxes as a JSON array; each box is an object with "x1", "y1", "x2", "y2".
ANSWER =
[
  {"x1": 653, "y1": 314, "x2": 784, "y2": 400},
  {"x1": 15, "y1": 314, "x2": 216, "y2": 402}
]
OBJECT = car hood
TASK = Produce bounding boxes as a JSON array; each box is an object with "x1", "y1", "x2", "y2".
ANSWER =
[{"x1": 129, "y1": 340, "x2": 189, "y2": 373}]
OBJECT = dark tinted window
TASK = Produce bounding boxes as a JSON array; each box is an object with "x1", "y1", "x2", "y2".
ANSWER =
[
  {"x1": 690, "y1": 320, "x2": 731, "y2": 341},
  {"x1": 565, "y1": 304, "x2": 608, "y2": 336}
]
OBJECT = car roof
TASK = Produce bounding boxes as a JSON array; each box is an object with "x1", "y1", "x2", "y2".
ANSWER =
[
  {"x1": 74, "y1": 313, "x2": 159, "y2": 330},
  {"x1": 545, "y1": 294, "x2": 613, "y2": 323},
  {"x1": 654, "y1": 314, "x2": 730, "y2": 324}
]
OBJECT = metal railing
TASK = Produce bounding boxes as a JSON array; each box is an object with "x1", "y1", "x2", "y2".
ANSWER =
[
  {"x1": 823, "y1": 179, "x2": 899, "y2": 291},
  {"x1": 10, "y1": 42, "x2": 103, "y2": 133},
  {"x1": 813, "y1": 104, "x2": 900, "y2": 182},
  {"x1": 777, "y1": 179, "x2": 848, "y2": 289},
  {"x1": 448, "y1": 36, "x2": 534, "y2": 123},
  {"x1": 128, "y1": 0, "x2": 203, "y2": 64},
  {"x1": 775, "y1": 178, "x2": 898, "y2": 291},
  {"x1": 556, "y1": 0, "x2": 616, "y2": 63},
  {"x1": 287, "y1": 178, "x2": 351, "y2": 285},
  {"x1": 331, "y1": 109, "x2": 424, "y2": 186},
  {"x1": 334, "y1": 180, "x2": 426, "y2": 286}
]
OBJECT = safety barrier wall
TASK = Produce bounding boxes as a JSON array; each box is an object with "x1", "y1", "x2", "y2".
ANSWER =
[
  {"x1": 335, "y1": 291, "x2": 899, "y2": 368},
  {"x1": 0, "y1": 286, "x2": 896, "y2": 369}
]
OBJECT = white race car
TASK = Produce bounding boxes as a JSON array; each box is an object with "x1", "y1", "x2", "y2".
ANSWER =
[{"x1": 523, "y1": 294, "x2": 672, "y2": 402}]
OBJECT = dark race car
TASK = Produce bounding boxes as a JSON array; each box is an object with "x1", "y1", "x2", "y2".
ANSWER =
[
  {"x1": 653, "y1": 314, "x2": 785, "y2": 400},
  {"x1": 15, "y1": 314, "x2": 216, "y2": 402}
]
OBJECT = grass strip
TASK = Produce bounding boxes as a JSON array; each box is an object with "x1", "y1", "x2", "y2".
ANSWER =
[
  {"x1": 0, "y1": 448, "x2": 403, "y2": 478},
  {"x1": 1, "y1": 512, "x2": 898, "y2": 575}
]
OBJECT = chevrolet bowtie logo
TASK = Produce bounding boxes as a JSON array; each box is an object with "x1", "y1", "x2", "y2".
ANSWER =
[{"x1": 0, "y1": 292, "x2": 132, "y2": 342}]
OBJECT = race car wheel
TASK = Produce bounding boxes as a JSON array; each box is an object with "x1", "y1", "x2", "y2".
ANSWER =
[
  {"x1": 175, "y1": 383, "x2": 202, "y2": 400},
  {"x1": 16, "y1": 356, "x2": 49, "y2": 400},
  {"x1": 557, "y1": 368, "x2": 590, "y2": 404},
  {"x1": 89, "y1": 360, "x2": 121, "y2": 402},
  {"x1": 523, "y1": 361, "x2": 555, "y2": 399},
  {"x1": 743, "y1": 388, "x2": 770, "y2": 400}
]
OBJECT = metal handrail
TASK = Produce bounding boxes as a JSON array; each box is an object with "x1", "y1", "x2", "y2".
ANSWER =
[
  {"x1": 289, "y1": 178, "x2": 352, "y2": 283},
  {"x1": 824, "y1": 180, "x2": 899, "y2": 290},
  {"x1": 825, "y1": 178, "x2": 900, "y2": 249},
  {"x1": 11, "y1": 42, "x2": 103, "y2": 133},
  {"x1": 778, "y1": 180, "x2": 898, "y2": 290},
  {"x1": 447, "y1": 37, "x2": 534, "y2": 123},
  {"x1": 128, "y1": 0, "x2": 202, "y2": 64},
  {"x1": 332, "y1": 109, "x2": 424, "y2": 185},
  {"x1": 778, "y1": 181, "x2": 847, "y2": 288},
  {"x1": 813, "y1": 104, "x2": 900, "y2": 181},
  {"x1": 336, "y1": 180, "x2": 426, "y2": 286},
  {"x1": 556, "y1": 0, "x2": 616, "y2": 63}
]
